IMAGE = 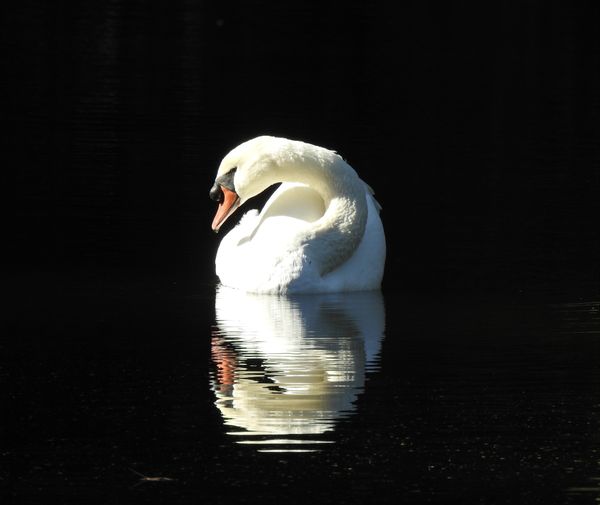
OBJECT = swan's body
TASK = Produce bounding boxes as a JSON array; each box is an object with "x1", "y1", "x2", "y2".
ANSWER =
[{"x1": 209, "y1": 136, "x2": 386, "y2": 294}]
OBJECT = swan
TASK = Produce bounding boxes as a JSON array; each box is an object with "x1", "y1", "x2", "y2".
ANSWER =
[{"x1": 209, "y1": 135, "x2": 386, "y2": 294}]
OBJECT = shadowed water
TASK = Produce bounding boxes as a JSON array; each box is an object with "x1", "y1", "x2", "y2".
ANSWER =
[
  {"x1": 5, "y1": 272, "x2": 600, "y2": 504},
  {"x1": 6, "y1": 1, "x2": 599, "y2": 503}
]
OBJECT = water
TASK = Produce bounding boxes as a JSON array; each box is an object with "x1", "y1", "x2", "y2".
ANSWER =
[
  {"x1": 6, "y1": 1, "x2": 600, "y2": 503},
  {"x1": 5, "y1": 270, "x2": 600, "y2": 504}
]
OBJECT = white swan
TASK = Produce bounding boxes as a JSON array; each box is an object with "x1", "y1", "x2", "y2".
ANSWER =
[{"x1": 209, "y1": 135, "x2": 386, "y2": 294}]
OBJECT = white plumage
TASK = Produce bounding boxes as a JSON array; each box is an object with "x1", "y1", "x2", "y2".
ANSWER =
[{"x1": 209, "y1": 136, "x2": 386, "y2": 294}]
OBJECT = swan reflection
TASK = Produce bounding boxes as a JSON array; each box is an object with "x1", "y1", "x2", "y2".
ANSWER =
[{"x1": 210, "y1": 286, "x2": 385, "y2": 452}]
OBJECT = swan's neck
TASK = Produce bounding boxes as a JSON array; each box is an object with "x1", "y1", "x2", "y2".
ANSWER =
[
  {"x1": 271, "y1": 145, "x2": 368, "y2": 275},
  {"x1": 312, "y1": 188, "x2": 367, "y2": 275}
]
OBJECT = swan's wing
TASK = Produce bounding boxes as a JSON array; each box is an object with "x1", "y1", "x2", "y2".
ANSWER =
[{"x1": 362, "y1": 181, "x2": 382, "y2": 212}]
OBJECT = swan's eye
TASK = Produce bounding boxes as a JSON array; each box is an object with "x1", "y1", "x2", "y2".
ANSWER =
[
  {"x1": 211, "y1": 167, "x2": 237, "y2": 202},
  {"x1": 209, "y1": 183, "x2": 223, "y2": 203},
  {"x1": 216, "y1": 167, "x2": 237, "y2": 191}
]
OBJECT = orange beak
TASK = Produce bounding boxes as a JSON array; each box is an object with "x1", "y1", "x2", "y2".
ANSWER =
[{"x1": 211, "y1": 186, "x2": 240, "y2": 232}]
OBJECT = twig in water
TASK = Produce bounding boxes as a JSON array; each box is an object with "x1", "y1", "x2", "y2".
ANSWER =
[{"x1": 130, "y1": 467, "x2": 176, "y2": 487}]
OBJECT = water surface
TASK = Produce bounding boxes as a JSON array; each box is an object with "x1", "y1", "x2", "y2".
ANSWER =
[{"x1": 5, "y1": 271, "x2": 600, "y2": 504}]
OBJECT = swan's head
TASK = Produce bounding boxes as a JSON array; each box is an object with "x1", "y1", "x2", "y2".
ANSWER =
[{"x1": 209, "y1": 136, "x2": 291, "y2": 232}]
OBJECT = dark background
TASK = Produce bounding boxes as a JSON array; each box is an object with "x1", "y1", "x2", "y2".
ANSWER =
[
  {"x1": 5, "y1": 0, "x2": 600, "y2": 294},
  {"x1": 4, "y1": 3, "x2": 600, "y2": 504}
]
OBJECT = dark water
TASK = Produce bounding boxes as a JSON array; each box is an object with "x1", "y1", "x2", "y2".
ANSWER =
[
  {"x1": 5, "y1": 1, "x2": 600, "y2": 504},
  {"x1": 5, "y1": 270, "x2": 600, "y2": 505}
]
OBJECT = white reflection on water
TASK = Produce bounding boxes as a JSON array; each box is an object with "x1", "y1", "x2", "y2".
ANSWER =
[{"x1": 210, "y1": 285, "x2": 385, "y2": 452}]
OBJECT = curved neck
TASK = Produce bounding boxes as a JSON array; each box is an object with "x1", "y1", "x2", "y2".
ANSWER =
[
  {"x1": 311, "y1": 189, "x2": 367, "y2": 275},
  {"x1": 272, "y1": 146, "x2": 367, "y2": 275}
]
